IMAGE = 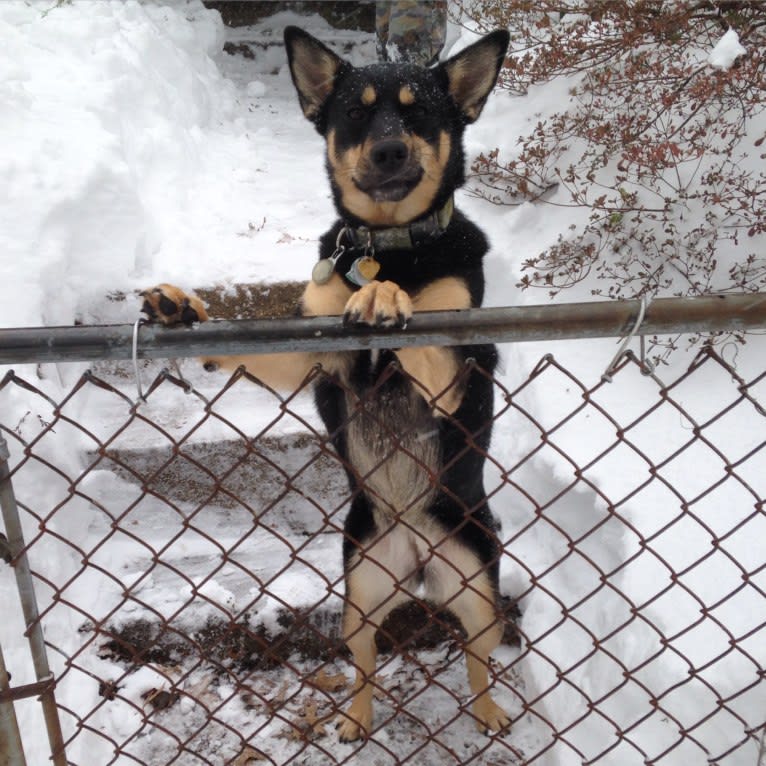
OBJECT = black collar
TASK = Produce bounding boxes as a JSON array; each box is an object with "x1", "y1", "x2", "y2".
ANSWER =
[{"x1": 345, "y1": 196, "x2": 454, "y2": 252}]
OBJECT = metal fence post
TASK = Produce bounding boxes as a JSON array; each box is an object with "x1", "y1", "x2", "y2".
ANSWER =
[
  {"x1": 0, "y1": 640, "x2": 27, "y2": 766},
  {"x1": 0, "y1": 433, "x2": 66, "y2": 766}
]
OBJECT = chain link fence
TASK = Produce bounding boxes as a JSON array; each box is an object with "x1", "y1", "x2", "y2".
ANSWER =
[{"x1": 1, "y1": 300, "x2": 765, "y2": 766}]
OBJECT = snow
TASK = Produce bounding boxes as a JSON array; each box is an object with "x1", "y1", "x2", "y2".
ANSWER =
[
  {"x1": 0, "y1": 2, "x2": 764, "y2": 766},
  {"x1": 709, "y1": 28, "x2": 747, "y2": 69}
]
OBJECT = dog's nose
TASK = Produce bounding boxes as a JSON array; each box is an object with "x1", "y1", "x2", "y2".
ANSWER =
[{"x1": 370, "y1": 140, "x2": 409, "y2": 174}]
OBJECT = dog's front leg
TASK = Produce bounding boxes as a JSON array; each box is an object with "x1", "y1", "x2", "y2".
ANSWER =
[
  {"x1": 343, "y1": 278, "x2": 469, "y2": 414},
  {"x1": 141, "y1": 283, "x2": 349, "y2": 391}
]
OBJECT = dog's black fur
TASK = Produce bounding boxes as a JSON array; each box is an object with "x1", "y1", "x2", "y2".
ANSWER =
[{"x1": 142, "y1": 26, "x2": 511, "y2": 742}]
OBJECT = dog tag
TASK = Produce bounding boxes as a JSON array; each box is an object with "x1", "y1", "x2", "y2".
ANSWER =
[
  {"x1": 346, "y1": 256, "x2": 380, "y2": 286},
  {"x1": 311, "y1": 258, "x2": 335, "y2": 285},
  {"x1": 357, "y1": 256, "x2": 380, "y2": 281}
]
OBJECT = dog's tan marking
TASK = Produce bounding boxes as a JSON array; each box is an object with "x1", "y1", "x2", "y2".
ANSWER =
[
  {"x1": 338, "y1": 529, "x2": 418, "y2": 741},
  {"x1": 202, "y1": 275, "x2": 354, "y2": 386},
  {"x1": 327, "y1": 130, "x2": 451, "y2": 226},
  {"x1": 302, "y1": 271, "x2": 353, "y2": 316},
  {"x1": 393, "y1": 277, "x2": 472, "y2": 414},
  {"x1": 199, "y1": 351, "x2": 333, "y2": 391},
  {"x1": 423, "y1": 531, "x2": 509, "y2": 734},
  {"x1": 412, "y1": 276, "x2": 472, "y2": 312},
  {"x1": 440, "y1": 558, "x2": 509, "y2": 733},
  {"x1": 399, "y1": 85, "x2": 416, "y2": 105},
  {"x1": 361, "y1": 84, "x2": 377, "y2": 106},
  {"x1": 396, "y1": 346, "x2": 463, "y2": 414}
]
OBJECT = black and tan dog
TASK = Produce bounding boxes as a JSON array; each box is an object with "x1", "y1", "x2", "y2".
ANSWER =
[{"x1": 142, "y1": 25, "x2": 511, "y2": 742}]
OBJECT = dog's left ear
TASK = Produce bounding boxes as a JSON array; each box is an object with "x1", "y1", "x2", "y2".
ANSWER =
[
  {"x1": 438, "y1": 30, "x2": 510, "y2": 124},
  {"x1": 284, "y1": 26, "x2": 347, "y2": 123}
]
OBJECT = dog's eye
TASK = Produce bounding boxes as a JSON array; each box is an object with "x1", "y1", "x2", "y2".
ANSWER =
[
  {"x1": 408, "y1": 103, "x2": 428, "y2": 119},
  {"x1": 347, "y1": 106, "x2": 366, "y2": 121}
]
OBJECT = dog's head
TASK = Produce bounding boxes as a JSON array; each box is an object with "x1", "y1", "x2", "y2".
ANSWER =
[{"x1": 284, "y1": 27, "x2": 509, "y2": 228}]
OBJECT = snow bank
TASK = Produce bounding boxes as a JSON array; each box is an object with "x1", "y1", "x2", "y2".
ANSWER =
[{"x1": 0, "y1": 1, "x2": 242, "y2": 328}]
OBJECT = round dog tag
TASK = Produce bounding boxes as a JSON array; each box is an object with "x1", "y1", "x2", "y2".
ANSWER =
[{"x1": 312, "y1": 259, "x2": 334, "y2": 285}]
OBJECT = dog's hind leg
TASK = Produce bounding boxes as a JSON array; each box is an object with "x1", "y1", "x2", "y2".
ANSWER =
[
  {"x1": 450, "y1": 587, "x2": 510, "y2": 734},
  {"x1": 337, "y1": 529, "x2": 416, "y2": 742},
  {"x1": 428, "y1": 536, "x2": 511, "y2": 734}
]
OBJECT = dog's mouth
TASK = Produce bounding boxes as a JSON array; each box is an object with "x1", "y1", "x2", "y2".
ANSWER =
[{"x1": 354, "y1": 168, "x2": 424, "y2": 203}]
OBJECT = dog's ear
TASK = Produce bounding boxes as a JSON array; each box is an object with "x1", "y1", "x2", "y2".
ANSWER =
[
  {"x1": 438, "y1": 30, "x2": 510, "y2": 124},
  {"x1": 284, "y1": 26, "x2": 347, "y2": 122}
]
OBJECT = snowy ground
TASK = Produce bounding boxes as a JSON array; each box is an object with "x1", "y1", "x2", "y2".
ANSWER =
[{"x1": 1, "y1": 2, "x2": 764, "y2": 765}]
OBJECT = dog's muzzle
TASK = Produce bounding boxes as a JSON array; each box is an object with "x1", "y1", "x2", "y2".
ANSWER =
[{"x1": 354, "y1": 139, "x2": 423, "y2": 202}]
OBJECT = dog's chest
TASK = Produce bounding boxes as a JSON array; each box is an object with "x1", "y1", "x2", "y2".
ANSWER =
[{"x1": 345, "y1": 355, "x2": 440, "y2": 518}]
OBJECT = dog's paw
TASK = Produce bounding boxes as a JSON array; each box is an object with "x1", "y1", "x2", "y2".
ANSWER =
[
  {"x1": 343, "y1": 280, "x2": 412, "y2": 328},
  {"x1": 335, "y1": 703, "x2": 372, "y2": 743},
  {"x1": 141, "y1": 284, "x2": 208, "y2": 326},
  {"x1": 473, "y1": 697, "x2": 511, "y2": 736}
]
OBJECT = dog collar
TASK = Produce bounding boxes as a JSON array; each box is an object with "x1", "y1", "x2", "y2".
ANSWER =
[
  {"x1": 310, "y1": 197, "x2": 454, "y2": 287},
  {"x1": 347, "y1": 195, "x2": 454, "y2": 252}
]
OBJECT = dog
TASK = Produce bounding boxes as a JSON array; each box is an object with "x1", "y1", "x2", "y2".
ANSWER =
[{"x1": 141, "y1": 25, "x2": 511, "y2": 742}]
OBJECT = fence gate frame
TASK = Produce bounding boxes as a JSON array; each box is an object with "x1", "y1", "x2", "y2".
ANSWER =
[{"x1": 0, "y1": 431, "x2": 66, "y2": 766}]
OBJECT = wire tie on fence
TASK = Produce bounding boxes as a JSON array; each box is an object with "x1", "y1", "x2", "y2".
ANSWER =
[
  {"x1": 602, "y1": 295, "x2": 651, "y2": 383},
  {"x1": 132, "y1": 318, "x2": 147, "y2": 405},
  {"x1": 639, "y1": 334, "x2": 656, "y2": 376},
  {"x1": 169, "y1": 359, "x2": 193, "y2": 394}
]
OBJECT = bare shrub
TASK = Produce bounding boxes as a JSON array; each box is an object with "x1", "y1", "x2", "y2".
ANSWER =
[{"x1": 458, "y1": 1, "x2": 766, "y2": 359}]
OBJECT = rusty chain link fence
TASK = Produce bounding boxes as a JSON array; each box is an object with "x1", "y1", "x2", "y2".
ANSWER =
[{"x1": 1, "y1": 299, "x2": 765, "y2": 766}]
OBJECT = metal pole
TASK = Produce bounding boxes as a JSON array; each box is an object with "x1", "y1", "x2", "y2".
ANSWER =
[
  {"x1": 0, "y1": 435, "x2": 66, "y2": 766},
  {"x1": 0, "y1": 640, "x2": 26, "y2": 766},
  {"x1": 0, "y1": 293, "x2": 765, "y2": 365}
]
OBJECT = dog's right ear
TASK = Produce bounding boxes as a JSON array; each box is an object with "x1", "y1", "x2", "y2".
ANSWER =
[
  {"x1": 439, "y1": 29, "x2": 510, "y2": 124},
  {"x1": 284, "y1": 26, "x2": 346, "y2": 124}
]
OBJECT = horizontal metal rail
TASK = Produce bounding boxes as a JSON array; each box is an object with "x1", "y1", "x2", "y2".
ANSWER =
[
  {"x1": 0, "y1": 677, "x2": 56, "y2": 704},
  {"x1": 0, "y1": 293, "x2": 765, "y2": 365}
]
